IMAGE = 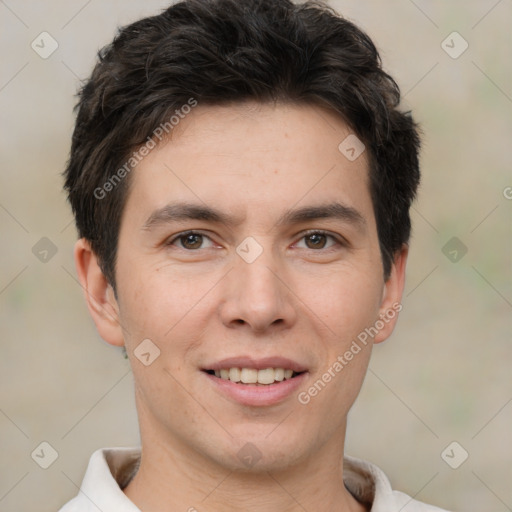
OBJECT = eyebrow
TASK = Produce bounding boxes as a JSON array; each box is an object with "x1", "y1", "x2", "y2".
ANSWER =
[{"x1": 141, "y1": 200, "x2": 366, "y2": 231}]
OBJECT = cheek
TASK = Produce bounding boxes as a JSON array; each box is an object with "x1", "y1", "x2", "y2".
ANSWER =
[
  {"x1": 305, "y1": 266, "x2": 384, "y2": 338},
  {"x1": 117, "y1": 265, "x2": 213, "y2": 362},
  {"x1": 117, "y1": 253, "x2": 173, "y2": 321}
]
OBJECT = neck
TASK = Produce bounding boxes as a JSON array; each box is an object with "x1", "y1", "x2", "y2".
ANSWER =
[{"x1": 123, "y1": 422, "x2": 368, "y2": 512}]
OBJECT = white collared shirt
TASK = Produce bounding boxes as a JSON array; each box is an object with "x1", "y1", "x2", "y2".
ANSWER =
[{"x1": 58, "y1": 447, "x2": 451, "y2": 511}]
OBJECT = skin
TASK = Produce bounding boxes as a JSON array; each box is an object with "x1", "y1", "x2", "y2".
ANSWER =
[{"x1": 74, "y1": 101, "x2": 408, "y2": 512}]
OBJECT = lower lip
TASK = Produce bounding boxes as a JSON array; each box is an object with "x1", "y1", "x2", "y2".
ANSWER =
[{"x1": 203, "y1": 371, "x2": 308, "y2": 407}]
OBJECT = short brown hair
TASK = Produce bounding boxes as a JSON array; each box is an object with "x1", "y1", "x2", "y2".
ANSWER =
[{"x1": 63, "y1": 0, "x2": 421, "y2": 294}]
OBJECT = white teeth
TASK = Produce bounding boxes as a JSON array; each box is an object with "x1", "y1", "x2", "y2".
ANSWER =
[
  {"x1": 257, "y1": 368, "x2": 276, "y2": 385},
  {"x1": 274, "y1": 368, "x2": 285, "y2": 381},
  {"x1": 240, "y1": 368, "x2": 258, "y2": 384},
  {"x1": 212, "y1": 367, "x2": 299, "y2": 384},
  {"x1": 229, "y1": 367, "x2": 241, "y2": 382}
]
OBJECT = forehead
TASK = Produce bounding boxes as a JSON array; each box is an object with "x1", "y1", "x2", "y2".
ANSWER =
[{"x1": 123, "y1": 101, "x2": 374, "y2": 228}]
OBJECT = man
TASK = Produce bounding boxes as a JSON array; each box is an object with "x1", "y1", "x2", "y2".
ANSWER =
[{"x1": 60, "y1": 0, "x2": 450, "y2": 510}]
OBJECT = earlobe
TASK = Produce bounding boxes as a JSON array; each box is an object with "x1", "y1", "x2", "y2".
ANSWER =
[
  {"x1": 73, "y1": 238, "x2": 125, "y2": 347},
  {"x1": 373, "y1": 244, "x2": 408, "y2": 344}
]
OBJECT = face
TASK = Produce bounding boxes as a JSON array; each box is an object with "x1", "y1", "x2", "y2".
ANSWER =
[{"x1": 81, "y1": 101, "x2": 406, "y2": 473}]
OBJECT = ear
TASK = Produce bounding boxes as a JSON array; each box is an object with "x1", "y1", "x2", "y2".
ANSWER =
[
  {"x1": 73, "y1": 238, "x2": 125, "y2": 347},
  {"x1": 373, "y1": 244, "x2": 408, "y2": 344}
]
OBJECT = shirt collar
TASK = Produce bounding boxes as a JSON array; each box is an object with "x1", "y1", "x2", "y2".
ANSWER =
[{"x1": 63, "y1": 446, "x2": 401, "y2": 511}]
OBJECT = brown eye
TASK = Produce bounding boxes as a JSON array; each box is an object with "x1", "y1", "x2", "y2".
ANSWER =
[
  {"x1": 305, "y1": 233, "x2": 328, "y2": 249},
  {"x1": 167, "y1": 231, "x2": 214, "y2": 250},
  {"x1": 180, "y1": 233, "x2": 203, "y2": 249},
  {"x1": 296, "y1": 231, "x2": 339, "y2": 250}
]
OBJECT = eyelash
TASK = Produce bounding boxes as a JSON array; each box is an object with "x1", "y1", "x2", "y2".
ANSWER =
[{"x1": 165, "y1": 229, "x2": 345, "y2": 252}]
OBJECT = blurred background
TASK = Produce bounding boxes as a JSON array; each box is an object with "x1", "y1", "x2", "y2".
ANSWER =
[{"x1": 0, "y1": 1, "x2": 511, "y2": 510}]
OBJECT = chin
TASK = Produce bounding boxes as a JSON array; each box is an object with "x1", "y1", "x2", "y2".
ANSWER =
[
  {"x1": 221, "y1": 450, "x2": 304, "y2": 474},
  {"x1": 202, "y1": 433, "x2": 310, "y2": 474}
]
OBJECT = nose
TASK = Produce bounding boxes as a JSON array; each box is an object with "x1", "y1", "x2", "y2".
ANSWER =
[{"x1": 218, "y1": 244, "x2": 297, "y2": 334}]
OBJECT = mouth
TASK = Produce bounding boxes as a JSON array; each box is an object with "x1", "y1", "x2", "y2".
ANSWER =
[
  {"x1": 203, "y1": 367, "x2": 305, "y2": 385},
  {"x1": 201, "y1": 357, "x2": 309, "y2": 406}
]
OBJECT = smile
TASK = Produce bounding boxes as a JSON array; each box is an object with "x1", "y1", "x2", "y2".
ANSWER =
[
  {"x1": 205, "y1": 367, "x2": 303, "y2": 385},
  {"x1": 202, "y1": 365, "x2": 308, "y2": 406}
]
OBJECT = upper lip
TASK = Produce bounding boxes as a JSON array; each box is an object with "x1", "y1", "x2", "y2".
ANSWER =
[{"x1": 203, "y1": 356, "x2": 308, "y2": 373}]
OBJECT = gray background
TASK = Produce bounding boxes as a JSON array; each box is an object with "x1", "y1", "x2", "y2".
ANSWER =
[{"x1": 1, "y1": 1, "x2": 511, "y2": 511}]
